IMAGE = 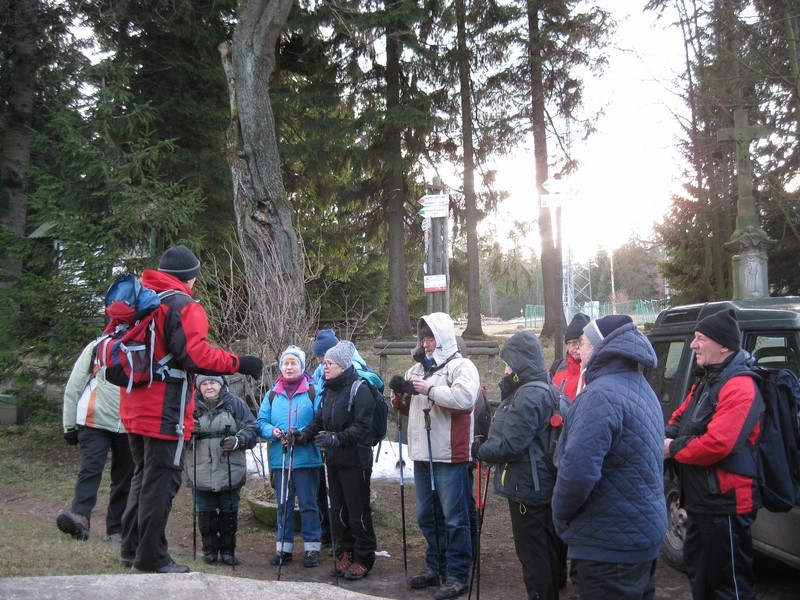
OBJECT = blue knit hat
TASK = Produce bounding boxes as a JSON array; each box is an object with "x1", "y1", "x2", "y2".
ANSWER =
[{"x1": 312, "y1": 329, "x2": 339, "y2": 357}]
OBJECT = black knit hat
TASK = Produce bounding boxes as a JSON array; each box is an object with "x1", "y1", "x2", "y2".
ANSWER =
[
  {"x1": 565, "y1": 313, "x2": 591, "y2": 343},
  {"x1": 695, "y1": 308, "x2": 741, "y2": 351},
  {"x1": 158, "y1": 245, "x2": 201, "y2": 281}
]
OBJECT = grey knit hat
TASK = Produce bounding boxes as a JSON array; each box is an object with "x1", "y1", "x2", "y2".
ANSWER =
[
  {"x1": 325, "y1": 340, "x2": 356, "y2": 370},
  {"x1": 583, "y1": 314, "x2": 633, "y2": 348},
  {"x1": 158, "y1": 245, "x2": 201, "y2": 281},
  {"x1": 196, "y1": 375, "x2": 224, "y2": 387}
]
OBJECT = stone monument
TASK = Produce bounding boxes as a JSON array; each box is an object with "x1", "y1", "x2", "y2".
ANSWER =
[{"x1": 717, "y1": 108, "x2": 774, "y2": 299}]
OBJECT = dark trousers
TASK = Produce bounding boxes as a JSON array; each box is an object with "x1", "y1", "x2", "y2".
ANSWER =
[
  {"x1": 573, "y1": 558, "x2": 657, "y2": 600},
  {"x1": 120, "y1": 434, "x2": 183, "y2": 571},
  {"x1": 328, "y1": 466, "x2": 377, "y2": 569},
  {"x1": 684, "y1": 511, "x2": 757, "y2": 600},
  {"x1": 73, "y1": 426, "x2": 134, "y2": 535},
  {"x1": 509, "y1": 500, "x2": 559, "y2": 600}
]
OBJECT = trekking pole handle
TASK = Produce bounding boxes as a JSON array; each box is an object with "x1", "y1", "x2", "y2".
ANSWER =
[{"x1": 423, "y1": 407, "x2": 431, "y2": 431}]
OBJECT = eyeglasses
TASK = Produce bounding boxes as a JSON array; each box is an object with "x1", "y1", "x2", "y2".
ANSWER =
[
  {"x1": 566, "y1": 340, "x2": 580, "y2": 347},
  {"x1": 323, "y1": 360, "x2": 339, "y2": 368}
]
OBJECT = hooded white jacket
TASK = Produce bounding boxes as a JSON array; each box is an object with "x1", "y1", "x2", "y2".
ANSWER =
[{"x1": 403, "y1": 313, "x2": 480, "y2": 464}]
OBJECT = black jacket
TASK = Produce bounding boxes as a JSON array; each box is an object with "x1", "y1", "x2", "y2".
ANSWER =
[
  {"x1": 478, "y1": 331, "x2": 555, "y2": 505},
  {"x1": 305, "y1": 365, "x2": 375, "y2": 470}
]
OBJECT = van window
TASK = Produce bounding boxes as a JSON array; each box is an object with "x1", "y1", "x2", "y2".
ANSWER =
[
  {"x1": 746, "y1": 334, "x2": 800, "y2": 375},
  {"x1": 646, "y1": 340, "x2": 686, "y2": 414}
]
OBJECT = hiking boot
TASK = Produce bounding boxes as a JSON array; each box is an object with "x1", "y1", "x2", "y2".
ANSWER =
[
  {"x1": 56, "y1": 510, "x2": 89, "y2": 541},
  {"x1": 344, "y1": 562, "x2": 369, "y2": 580},
  {"x1": 270, "y1": 551, "x2": 292, "y2": 566},
  {"x1": 131, "y1": 560, "x2": 190, "y2": 574},
  {"x1": 120, "y1": 557, "x2": 134, "y2": 568},
  {"x1": 102, "y1": 533, "x2": 122, "y2": 544},
  {"x1": 331, "y1": 550, "x2": 352, "y2": 577},
  {"x1": 434, "y1": 579, "x2": 468, "y2": 600},
  {"x1": 303, "y1": 550, "x2": 320, "y2": 568},
  {"x1": 202, "y1": 551, "x2": 218, "y2": 564},
  {"x1": 407, "y1": 569, "x2": 440, "y2": 589},
  {"x1": 221, "y1": 552, "x2": 240, "y2": 566}
]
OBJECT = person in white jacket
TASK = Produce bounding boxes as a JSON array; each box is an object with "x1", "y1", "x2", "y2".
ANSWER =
[
  {"x1": 57, "y1": 337, "x2": 134, "y2": 542},
  {"x1": 390, "y1": 312, "x2": 480, "y2": 600}
]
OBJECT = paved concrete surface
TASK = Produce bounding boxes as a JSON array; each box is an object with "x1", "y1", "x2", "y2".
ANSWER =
[{"x1": 0, "y1": 572, "x2": 383, "y2": 600}]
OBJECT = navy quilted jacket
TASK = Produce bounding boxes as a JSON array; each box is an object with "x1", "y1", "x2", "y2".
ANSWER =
[{"x1": 552, "y1": 322, "x2": 667, "y2": 563}]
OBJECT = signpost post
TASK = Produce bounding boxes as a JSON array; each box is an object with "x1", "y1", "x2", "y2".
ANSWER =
[{"x1": 418, "y1": 178, "x2": 450, "y2": 314}]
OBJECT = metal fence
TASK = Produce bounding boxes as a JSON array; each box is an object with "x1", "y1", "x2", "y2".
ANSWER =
[{"x1": 524, "y1": 299, "x2": 666, "y2": 329}]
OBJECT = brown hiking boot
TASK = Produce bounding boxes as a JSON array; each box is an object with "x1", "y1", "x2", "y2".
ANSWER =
[{"x1": 56, "y1": 511, "x2": 89, "y2": 540}]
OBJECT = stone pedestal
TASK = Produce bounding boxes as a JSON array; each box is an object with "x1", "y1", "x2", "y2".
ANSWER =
[{"x1": 725, "y1": 226, "x2": 775, "y2": 299}]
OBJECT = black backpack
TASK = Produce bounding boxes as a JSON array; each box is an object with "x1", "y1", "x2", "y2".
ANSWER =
[
  {"x1": 347, "y1": 378, "x2": 389, "y2": 447},
  {"x1": 720, "y1": 366, "x2": 800, "y2": 512},
  {"x1": 473, "y1": 384, "x2": 493, "y2": 441}
]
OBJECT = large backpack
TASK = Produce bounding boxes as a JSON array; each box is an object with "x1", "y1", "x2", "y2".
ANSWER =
[
  {"x1": 97, "y1": 274, "x2": 187, "y2": 393},
  {"x1": 347, "y1": 378, "x2": 389, "y2": 447},
  {"x1": 720, "y1": 366, "x2": 800, "y2": 512}
]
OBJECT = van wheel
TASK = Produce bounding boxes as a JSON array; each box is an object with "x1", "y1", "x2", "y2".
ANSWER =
[{"x1": 661, "y1": 476, "x2": 687, "y2": 571}]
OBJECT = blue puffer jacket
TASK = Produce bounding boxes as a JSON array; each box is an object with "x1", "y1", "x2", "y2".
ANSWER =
[
  {"x1": 257, "y1": 373, "x2": 322, "y2": 471},
  {"x1": 552, "y1": 322, "x2": 667, "y2": 563}
]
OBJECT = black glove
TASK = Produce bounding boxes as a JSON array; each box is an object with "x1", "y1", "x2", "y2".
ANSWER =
[
  {"x1": 220, "y1": 434, "x2": 243, "y2": 452},
  {"x1": 64, "y1": 428, "x2": 79, "y2": 446},
  {"x1": 389, "y1": 375, "x2": 415, "y2": 395},
  {"x1": 471, "y1": 439, "x2": 483, "y2": 460},
  {"x1": 287, "y1": 428, "x2": 302, "y2": 447},
  {"x1": 238, "y1": 355, "x2": 263, "y2": 379},
  {"x1": 315, "y1": 431, "x2": 338, "y2": 449}
]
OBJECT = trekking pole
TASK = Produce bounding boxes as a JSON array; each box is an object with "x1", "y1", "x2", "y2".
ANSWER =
[
  {"x1": 277, "y1": 435, "x2": 289, "y2": 580},
  {"x1": 224, "y1": 425, "x2": 235, "y2": 571},
  {"x1": 468, "y1": 464, "x2": 492, "y2": 600},
  {"x1": 192, "y1": 434, "x2": 197, "y2": 561},
  {"x1": 423, "y1": 407, "x2": 443, "y2": 585},
  {"x1": 397, "y1": 410, "x2": 408, "y2": 577},
  {"x1": 321, "y1": 446, "x2": 339, "y2": 586},
  {"x1": 278, "y1": 430, "x2": 296, "y2": 581}
]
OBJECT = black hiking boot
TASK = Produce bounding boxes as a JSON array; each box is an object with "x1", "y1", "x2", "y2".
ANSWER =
[{"x1": 56, "y1": 510, "x2": 89, "y2": 541}]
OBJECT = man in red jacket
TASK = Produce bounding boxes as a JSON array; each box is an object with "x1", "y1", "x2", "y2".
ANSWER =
[
  {"x1": 664, "y1": 308, "x2": 763, "y2": 600},
  {"x1": 119, "y1": 245, "x2": 263, "y2": 574}
]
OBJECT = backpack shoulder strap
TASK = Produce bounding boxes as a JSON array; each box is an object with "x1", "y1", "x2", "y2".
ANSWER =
[{"x1": 347, "y1": 379, "x2": 364, "y2": 412}]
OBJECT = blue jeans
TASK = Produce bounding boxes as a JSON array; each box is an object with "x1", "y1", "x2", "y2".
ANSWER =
[
  {"x1": 414, "y1": 460, "x2": 473, "y2": 584},
  {"x1": 274, "y1": 466, "x2": 321, "y2": 553},
  {"x1": 573, "y1": 558, "x2": 657, "y2": 600}
]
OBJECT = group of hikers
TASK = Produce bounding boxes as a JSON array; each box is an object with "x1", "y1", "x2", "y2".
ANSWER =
[{"x1": 57, "y1": 245, "x2": 768, "y2": 600}]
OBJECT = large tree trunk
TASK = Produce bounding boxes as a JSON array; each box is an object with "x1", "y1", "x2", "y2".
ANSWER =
[
  {"x1": 219, "y1": 0, "x2": 305, "y2": 349},
  {"x1": 0, "y1": 0, "x2": 37, "y2": 290},
  {"x1": 528, "y1": 2, "x2": 565, "y2": 347},
  {"x1": 456, "y1": 0, "x2": 484, "y2": 339},
  {"x1": 385, "y1": 1, "x2": 412, "y2": 339}
]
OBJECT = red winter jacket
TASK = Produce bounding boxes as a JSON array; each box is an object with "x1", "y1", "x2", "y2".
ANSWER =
[
  {"x1": 666, "y1": 353, "x2": 763, "y2": 515},
  {"x1": 119, "y1": 270, "x2": 243, "y2": 441},
  {"x1": 551, "y1": 353, "x2": 582, "y2": 400}
]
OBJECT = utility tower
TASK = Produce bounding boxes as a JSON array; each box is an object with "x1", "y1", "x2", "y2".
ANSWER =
[{"x1": 562, "y1": 247, "x2": 592, "y2": 318}]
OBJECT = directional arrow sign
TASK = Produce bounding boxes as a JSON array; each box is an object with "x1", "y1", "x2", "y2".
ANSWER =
[{"x1": 418, "y1": 193, "x2": 449, "y2": 208}]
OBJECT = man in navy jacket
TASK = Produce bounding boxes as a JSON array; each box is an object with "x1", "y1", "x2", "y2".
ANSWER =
[{"x1": 553, "y1": 315, "x2": 667, "y2": 600}]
